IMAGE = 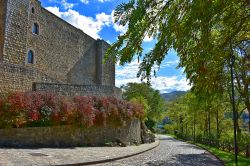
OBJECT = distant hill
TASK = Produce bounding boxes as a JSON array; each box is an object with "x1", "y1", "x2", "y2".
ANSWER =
[{"x1": 161, "y1": 91, "x2": 186, "y2": 101}]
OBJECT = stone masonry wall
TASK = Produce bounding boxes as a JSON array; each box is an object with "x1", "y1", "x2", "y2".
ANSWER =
[
  {"x1": 0, "y1": 62, "x2": 59, "y2": 92},
  {"x1": 0, "y1": 0, "x2": 7, "y2": 62},
  {"x1": 0, "y1": 119, "x2": 141, "y2": 147},
  {"x1": 0, "y1": 0, "x2": 116, "y2": 94},
  {"x1": 66, "y1": 42, "x2": 97, "y2": 85},
  {"x1": 26, "y1": 0, "x2": 97, "y2": 83},
  {"x1": 101, "y1": 41, "x2": 116, "y2": 86},
  {"x1": 3, "y1": 0, "x2": 29, "y2": 65},
  {"x1": 33, "y1": 83, "x2": 122, "y2": 99}
]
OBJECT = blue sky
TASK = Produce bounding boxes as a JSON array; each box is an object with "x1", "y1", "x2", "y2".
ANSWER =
[{"x1": 40, "y1": 0, "x2": 191, "y2": 93}]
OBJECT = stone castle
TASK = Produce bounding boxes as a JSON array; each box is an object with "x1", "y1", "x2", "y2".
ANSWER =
[{"x1": 0, "y1": 0, "x2": 121, "y2": 98}]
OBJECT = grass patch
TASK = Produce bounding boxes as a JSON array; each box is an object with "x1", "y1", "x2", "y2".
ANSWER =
[
  {"x1": 166, "y1": 134, "x2": 250, "y2": 166},
  {"x1": 196, "y1": 143, "x2": 250, "y2": 166}
]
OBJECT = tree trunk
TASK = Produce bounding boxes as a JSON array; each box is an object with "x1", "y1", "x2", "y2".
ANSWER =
[
  {"x1": 193, "y1": 115, "x2": 196, "y2": 142},
  {"x1": 245, "y1": 101, "x2": 250, "y2": 157},
  {"x1": 185, "y1": 123, "x2": 188, "y2": 137},
  {"x1": 177, "y1": 117, "x2": 179, "y2": 133},
  {"x1": 216, "y1": 110, "x2": 219, "y2": 139},
  {"x1": 208, "y1": 111, "x2": 211, "y2": 137},
  {"x1": 235, "y1": 111, "x2": 242, "y2": 141},
  {"x1": 180, "y1": 116, "x2": 183, "y2": 134},
  {"x1": 246, "y1": 145, "x2": 250, "y2": 158},
  {"x1": 246, "y1": 102, "x2": 250, "y2": 132},
  {"x1": 204, "y1": 115, "x2": 208, "y2": 137}
]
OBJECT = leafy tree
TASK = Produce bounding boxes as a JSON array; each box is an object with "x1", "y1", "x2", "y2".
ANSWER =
[
  {"x1": 122, "y1": 83, "x2": 166, "y2": 130},
  {"x1": 130, "y1": 96, "x2": 150, "y2": 120},
  {"x1": 164, "y1": 90, "x2": 249, "y2": 145},
  {"x1": 107, "y1": 0, "x2": 250, "y2": 128}
]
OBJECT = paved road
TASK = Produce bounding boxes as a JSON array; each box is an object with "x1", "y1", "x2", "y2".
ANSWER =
[
  {"x1": 92, "y1": 135, "x2": 223, "y2": 166},
  {"x1": 0, "y1": 141, "x2": 159, "y2": 166}
]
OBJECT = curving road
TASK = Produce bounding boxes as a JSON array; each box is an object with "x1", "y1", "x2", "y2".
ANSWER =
[{"x1": 91, "y1": 135, "x2": 223, "y2": 166}]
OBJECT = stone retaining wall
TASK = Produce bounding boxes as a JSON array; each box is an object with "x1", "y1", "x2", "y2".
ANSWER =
[
  {"x1": 0, "y1": 119, "x2": 141, "y2": 148},
  {"x1": 33, "y1": 82, "x2": 122, "y2": 99}
]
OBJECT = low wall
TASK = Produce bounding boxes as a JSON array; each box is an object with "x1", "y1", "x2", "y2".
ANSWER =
[
  {"x1": 33, "y1": 82, "x2": 122, "y2": 99},
  {"x1": 0, "y1": 119, "x2": 141, "y2": 148}
]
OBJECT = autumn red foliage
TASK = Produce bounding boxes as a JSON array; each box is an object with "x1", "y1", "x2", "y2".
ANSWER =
[{"x1": 0, "y1": 92, "x2": 145, "y2": 128}]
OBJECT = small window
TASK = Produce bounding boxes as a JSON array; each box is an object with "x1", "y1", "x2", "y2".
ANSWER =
[
  {"x1": 32, "y1": 23, "x2": 39, "y2": 35},
  {"x1": 31, "y1": 7, "x2": 35, "y2": 14},
  {"x1": 27, "y1": 50, "x2": 34, "y2": 64}
]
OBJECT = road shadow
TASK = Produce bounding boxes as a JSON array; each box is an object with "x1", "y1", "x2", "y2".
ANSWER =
[
  {"x1": 173, "y1": 153, "x2": 222, "y2": 166},
  {"x1": 144, "y1": 153, "x2": 223, "y2": 166},
  {"x1": 176, "y1": 144, "x2": 201, "y2": 149}
]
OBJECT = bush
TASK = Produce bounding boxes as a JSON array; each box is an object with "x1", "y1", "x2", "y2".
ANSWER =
[
  {"x1": 164, "y1": 124, "x2": 175, "y2": 134},
  {"x1": 0, "y1": 92, "x2": 145, "y2": 129},
  {"x1": 220, "y1": 132, "x2": 234, "y2": 145},
  {"x1": 145, "y1": 118, "x2": 156, "y2": 132}
]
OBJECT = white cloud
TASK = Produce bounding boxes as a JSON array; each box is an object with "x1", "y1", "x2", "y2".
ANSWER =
[
  {"x1": 151, "y1": 76, "x2": 191, "y2": 93},
  {"x1": 98, "y1": 0, "x2": 111, "y2": 2},
  {"x1": 46, "y1": 7, "x2": 62, "y2": 17},
  {"x1": 116, "y1": 60, "x2": 140, "y2": 79},
  {"x1": 46, "y1": 7, "x2": 113, "y2": 39},
  {"x1": 161, "y1": 60, "x2": 179, "y2": 68},
  {"x1": 48, "y1": 0, "x2": 76, "y2": 9},
  {"x1": 96, "y1": 12, "x2": 113, "y2": 26},
  {"x1": 61, "y1": 0, "x2": 75, "y2": 9},
  {"x1": 79, "y1": 0, "x2": 89, "y2": 4},
  {"x1": 115, "y1": 59, "x2": 191, "y2": 93}
]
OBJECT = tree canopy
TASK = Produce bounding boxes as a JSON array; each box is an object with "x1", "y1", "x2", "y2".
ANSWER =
[
  {"x1": 107, "y1": 0, "x2": 249, "y2": 81},
  {"x1": 122, "y1": 83, "x2": 166, "y2": 129},
  {"x1": 107, "y1": 0, "x2": 250, "y2": 128}
]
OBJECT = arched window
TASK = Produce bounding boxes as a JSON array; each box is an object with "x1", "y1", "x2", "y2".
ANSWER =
[
  {"x1": 32, "y1": 23, "x2": 39, "y2": 35},
  {"x1": 31, "y1": 7, "x2": 35, "y2": 14},
  {"x1": 27, "y1": 50, "x2": 34, "y2": 64}
]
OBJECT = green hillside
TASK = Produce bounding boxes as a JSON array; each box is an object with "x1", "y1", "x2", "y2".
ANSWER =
[{"x1": 161, "y1": 91, "x2": 186, "y2": 101}]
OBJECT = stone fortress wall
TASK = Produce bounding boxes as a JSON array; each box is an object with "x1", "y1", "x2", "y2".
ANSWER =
[{"x1": 0, "y1": 0, "x2": 120, "y2": 98}]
